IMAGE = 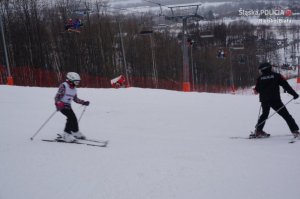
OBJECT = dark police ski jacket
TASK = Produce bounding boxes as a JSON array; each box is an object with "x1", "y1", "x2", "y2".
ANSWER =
[{"x1": 254, "y1": 71, "x2": 297, "y2": 102}]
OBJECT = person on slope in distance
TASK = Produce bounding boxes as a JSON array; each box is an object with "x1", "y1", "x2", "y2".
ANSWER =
[
  {"x1": 64, "y1": 18, "x2": 74, "y2": 31},
  {"x1": 73, "y1": 18, "x2": 83, "y2": 30},
  {"x1": 55, "y1": 72, "x2": 90, "y2": 142},
  {"x1": 252, "y1": 62, "x2": 299, "y2": 138}
]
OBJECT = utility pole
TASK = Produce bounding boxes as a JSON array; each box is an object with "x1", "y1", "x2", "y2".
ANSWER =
[
  {"x1": 229, "y1": 47, "x2": 244, "y2": 93},
  {"x1": 117, "y1": 18, "x2": 130, "y2": 86},
  {"x1": 0, "y1": 14, "x2": 13, "y2": 85},
  {"x1": 140, "y1": 27, "x2": 158, "y2": 88},
  {"x1": 182, "y1": 18, "x2": 190, "y2": 91},
  {"x1": 297, "y1": 56, "x2": 300, "y2": 83},
  {"x1": 149, "y1": 34, "x2": 158, "y2": 88},
  {"x1": 189, "y1": 40, "x2": 194, "y2": 91}
]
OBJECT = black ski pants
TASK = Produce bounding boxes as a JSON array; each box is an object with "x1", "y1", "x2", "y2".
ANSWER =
[
  {"x1": 256, "y1": 100, "x2": 299, "y2": 132},
  {"x1": 60, "y1": 108, "x2": 79, "y2": 133}
]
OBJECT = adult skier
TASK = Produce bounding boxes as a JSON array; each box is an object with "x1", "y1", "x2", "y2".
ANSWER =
[
  {"x1": 55, "y1": 72, "x2": 90, "y2": 142},
  {"x1": 64, "y1": 18, "x2": 74, "y2": 31},
  {"x1": 252, "y1": 62, "x2": 299, "y2": 138}
]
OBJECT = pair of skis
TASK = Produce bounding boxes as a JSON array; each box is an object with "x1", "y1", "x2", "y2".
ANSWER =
[
  {"x1": 42, "y1": 134, "x2": 108, "y2": 147},
  {"x1": 230, "y1": 133, "x2": 299, "y2": 144}
]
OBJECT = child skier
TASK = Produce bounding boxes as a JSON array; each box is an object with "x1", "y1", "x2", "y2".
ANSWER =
[
  {"x1": 252, "y1": 62, "x2": 299, "y2": 138},
  {"x1": 73, "y1": 18, "x2": 83, "y2": 30},
  {"x1": 55, "y1": 72, "x2": 90, "y2": 142}
]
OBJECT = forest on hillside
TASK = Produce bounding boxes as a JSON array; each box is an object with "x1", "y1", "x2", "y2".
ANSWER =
[{"x1": 0, "y1": 0, "x2": 299, "y2": 91}]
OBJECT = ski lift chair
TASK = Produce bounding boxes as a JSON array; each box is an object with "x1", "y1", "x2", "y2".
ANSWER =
[{"x1": 139, "y1": 26, "x2": 154, "y2": 35}]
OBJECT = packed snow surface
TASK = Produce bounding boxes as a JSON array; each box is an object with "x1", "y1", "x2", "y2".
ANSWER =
[{"x1": 1, "y1": 84, "x2": 300, "y2": 199}]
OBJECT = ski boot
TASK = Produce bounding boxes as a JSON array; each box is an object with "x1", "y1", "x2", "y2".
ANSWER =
[
  {"x1": 60, "y1": 132, "x2": 76, "y2": 143},
  {"x1": 249, "y1": 130, "x2": 270, "y2": 139},
  {"x1": 292, "y1": 131, "x2": 300, "y2": 138},
  {"x1": 72, "y1": 131, "x2": 86, "y2": 140}
]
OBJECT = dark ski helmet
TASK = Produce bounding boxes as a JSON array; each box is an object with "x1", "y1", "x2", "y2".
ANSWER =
[{"x1": 258, "y1": 62, "x2": 272, "y2": 71}]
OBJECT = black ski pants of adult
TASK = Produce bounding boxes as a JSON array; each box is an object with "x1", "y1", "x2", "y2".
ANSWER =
[
  {"x1": 60, "y1": 108, "x2": 79, "y2": 133},
  {"x1": 256, "y1": 100, "x2": 299, "y2": 132}
]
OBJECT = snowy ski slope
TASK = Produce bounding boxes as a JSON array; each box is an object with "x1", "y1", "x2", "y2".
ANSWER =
[{"x1": 1, "y1": 84, "x2": 300, "y2": 199}]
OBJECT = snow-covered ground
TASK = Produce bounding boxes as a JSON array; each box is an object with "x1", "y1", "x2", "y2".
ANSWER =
[{"x1": 1, "y1": 83, "x2": 300, "y2": 199}]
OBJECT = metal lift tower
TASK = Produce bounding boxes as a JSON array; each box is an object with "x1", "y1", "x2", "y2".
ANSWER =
[{"x1": 165, "y1": 4, "x2": 204, "y2": 91}]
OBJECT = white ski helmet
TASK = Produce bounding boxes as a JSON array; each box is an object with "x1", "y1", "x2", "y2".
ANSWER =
[{"x1": 66, "y1": 72, "x2": 81, "y2": 85}]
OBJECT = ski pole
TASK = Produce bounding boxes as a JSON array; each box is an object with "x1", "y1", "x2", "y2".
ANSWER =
[
  {"x1": 30, "y1": 110, "x2": 57, "y2": 141},
  {"x1": 250, "y1": 105, "x2": 262, "y2": 136},
  {"x1": 257, "y1": 105, "x2": 262, "y2": 121},
  {"x1": 255, "y1": 98, "x2": 294, "y2": 129},
  {"x1": 78, "y1": 106, "x2": 87, "y2": 123}
]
